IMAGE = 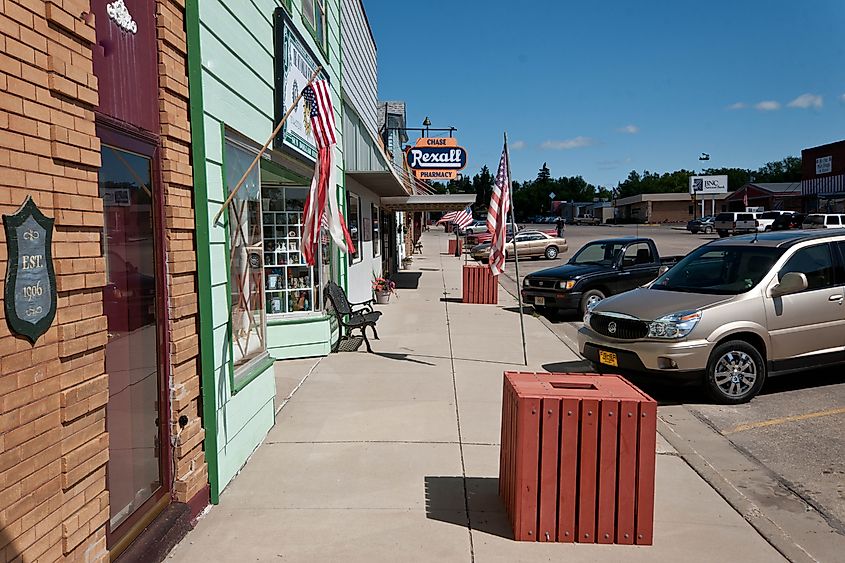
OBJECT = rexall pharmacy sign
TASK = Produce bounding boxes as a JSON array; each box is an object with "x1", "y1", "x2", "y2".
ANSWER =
[
  {"x1": 406, "y1": 137, "x2": 468, "y2": 180},
  {"x1": 689, "y1": 175, "x2": 728, "y2": 195}
]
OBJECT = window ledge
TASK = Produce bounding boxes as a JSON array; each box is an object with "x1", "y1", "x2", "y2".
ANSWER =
[{"x1": 232, "y1": 353, "x2": 275, "y2": 394}]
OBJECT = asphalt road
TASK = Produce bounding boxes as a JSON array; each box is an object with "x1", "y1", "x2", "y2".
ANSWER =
[{"x1": 487, "y1": 223, "x2": 845, "y2": 555}]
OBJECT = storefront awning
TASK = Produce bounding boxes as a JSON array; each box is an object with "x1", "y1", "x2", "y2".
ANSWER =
[
  {"x1": 346, "y1": 171, "x2": 409, "y2": 197},
  {"x1": 379, "y1": 194, "x2": 476, "y2": 212}
]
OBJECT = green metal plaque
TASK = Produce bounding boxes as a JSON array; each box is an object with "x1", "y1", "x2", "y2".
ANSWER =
[{"x1": 3, "y1": 196, "x2": 57, "y2": 343}]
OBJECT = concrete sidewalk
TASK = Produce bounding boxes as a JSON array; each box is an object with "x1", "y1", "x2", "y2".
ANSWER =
[{"x1": 168, "y1": 230, "x2": 785, "y2": 562}]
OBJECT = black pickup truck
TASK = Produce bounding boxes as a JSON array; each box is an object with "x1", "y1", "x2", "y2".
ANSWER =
[{"x1": 521, "y1": 237, "x2": 681, "y2": 316}]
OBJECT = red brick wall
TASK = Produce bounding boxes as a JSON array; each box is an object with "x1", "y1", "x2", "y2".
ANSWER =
[
  {"x1": 1, "y1": 1, "x2": 110, "y2": 561},
  {"x1": 156, "y1": 0, "x2": 207, "y2": 506}
]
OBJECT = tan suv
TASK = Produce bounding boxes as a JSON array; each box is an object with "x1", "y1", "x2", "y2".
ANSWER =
[{"x1": 578, "y1": 231, "x2": 845, "y2": 403}]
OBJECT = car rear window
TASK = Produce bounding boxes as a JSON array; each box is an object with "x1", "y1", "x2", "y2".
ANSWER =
[
  {"x1": 715, "y1": 213, "x2": 734, "y2": 222},
  {"x1": 737, "y1": 214, "x2": 753, "y2": 221},
  {"x1": 761, "y1": 212, "x2": 782, "y2": 219},
  {"x1": 804, "y1": 215, "x2": 825, "y2": 225}
]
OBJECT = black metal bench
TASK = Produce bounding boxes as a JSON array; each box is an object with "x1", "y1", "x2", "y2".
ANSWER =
[{"x1": 324, "y1": 281, "x2": 382, "y2": 353}]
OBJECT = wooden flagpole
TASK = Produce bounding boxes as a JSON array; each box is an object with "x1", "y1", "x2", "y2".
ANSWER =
[
  {"x1": 504, "y1": 132, "x2": 528, "y2": 365},
  {"x1": 213, "y1": 66, "x2": 323, "y2": 226}
]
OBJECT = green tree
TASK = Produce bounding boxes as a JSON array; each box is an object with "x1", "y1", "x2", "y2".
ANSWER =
[{"x1": 537, "y1": 162, "x2": 551, "y2": 181}]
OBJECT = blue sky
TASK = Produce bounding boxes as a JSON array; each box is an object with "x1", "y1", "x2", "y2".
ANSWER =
[{"x1": 365, "y1": 0, "x2": 845, "y2": 188}]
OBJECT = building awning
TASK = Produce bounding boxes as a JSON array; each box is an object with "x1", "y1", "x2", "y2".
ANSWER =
[
  {"x1": 346, "y1": 171, "x2": 409, "y2": 197},
  {"x1": 380, "y1": 194, "x2": 476, "y2": 212}
]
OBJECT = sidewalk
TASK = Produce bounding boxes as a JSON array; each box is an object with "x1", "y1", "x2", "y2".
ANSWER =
[{"x1": 168, "y1": 230, "x2": 784, "y2": 562}]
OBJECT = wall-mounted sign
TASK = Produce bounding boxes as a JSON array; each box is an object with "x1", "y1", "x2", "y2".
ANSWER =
[
  {"x1": 3, "y1": 197, "x2": 57, "y2": 343},
  {"x1": 689, "y1": 175, "x2": 728, "y2": 195},
  {"x1": 406, "y1": 137, "x2": 468, "y2": 180},
  {"x1": 106, "y1": 0, "x2": 138, "y2": 34},
  {"x1": 273, "y1": 9, "x2": 328, "y2": 162},
  {"x1": 816, "y1": 156, "x2": 832, "y2": 175}
]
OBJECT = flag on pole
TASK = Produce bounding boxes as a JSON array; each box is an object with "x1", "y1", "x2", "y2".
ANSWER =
[
  {"x1": 487, "y1": 142, "x2": 511, "y2": 275},
  {"x1": 436, "y1": 210, "x2": 459, "y2": 224},
  {"x1": 452, "y1": 207, "x2": 474, "y2": 229},
  {"x1": 301, "y1": 80, "x2": 355, "y2": 266}
]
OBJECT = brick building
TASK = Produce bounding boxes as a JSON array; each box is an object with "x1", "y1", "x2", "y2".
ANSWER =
[
  {"x1": 0, "y1": 0, "x2": 206, "y2": 560},
  {"x1": 613, "y1": 192, "x2": 729, "y2": 223}
]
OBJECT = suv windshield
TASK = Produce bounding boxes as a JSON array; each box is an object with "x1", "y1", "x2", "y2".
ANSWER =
[
  {"x1": 652, "y1": 245, "x2": 783, "y2": 295},
  {"x1": 570, "y1": 241, "x2": 630, "y2": 266}
]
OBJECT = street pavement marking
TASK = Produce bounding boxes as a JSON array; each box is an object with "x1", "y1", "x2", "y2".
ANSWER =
[{"x1": 724, "y1": 406, "x2": 845, "y2": 435}]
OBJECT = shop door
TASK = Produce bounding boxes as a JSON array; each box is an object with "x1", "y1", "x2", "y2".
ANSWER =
[{"x1": 99, "y1": 140, "x2": 169, "y2": 544}]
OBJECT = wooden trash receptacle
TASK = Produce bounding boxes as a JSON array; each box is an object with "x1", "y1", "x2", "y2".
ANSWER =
[
  {"x1": 499, "y1": 371, "x2": 656, "y2": 545},
  {"x1": 462, "y1": 264, "x2": 498, "y2": 304},
  {"x1": 447, "y1": 238, "x2": 463, "y2": 255}
]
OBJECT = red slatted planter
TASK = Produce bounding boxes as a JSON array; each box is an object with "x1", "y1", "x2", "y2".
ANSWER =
[
  {"x1": 499, "y1": 372, "x2": 656, "y2": 545},
  {"x1": 447, "y1": 238, "x2": 463, "y2": 255},
  {"x1": 462, "y1": 265, "x2": 498, "y2": 304}
]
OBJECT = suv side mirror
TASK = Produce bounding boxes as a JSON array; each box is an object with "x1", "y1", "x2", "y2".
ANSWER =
[{"x1": 771, "y1": 272, "x2": 808, "y2": 298}]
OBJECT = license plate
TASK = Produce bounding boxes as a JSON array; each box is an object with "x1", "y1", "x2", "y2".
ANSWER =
[
  {"x1": 599, "y1": 350, "x2": 618, "y2": 367},
  {"x1": 534, "y1": 296, "x2": 545, "y2": 306}
]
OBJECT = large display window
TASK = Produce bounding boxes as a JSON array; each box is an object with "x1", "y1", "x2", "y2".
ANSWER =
[{"x1": 262, "y1": 185, "x2": 323, "y2": 316}]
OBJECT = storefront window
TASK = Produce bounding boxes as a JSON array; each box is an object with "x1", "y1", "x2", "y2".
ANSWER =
[
  {"x1": 262, "y1": 185, "x2": 322, "y2": 315},
  {"x1": 224, "y1": 138, "x2": 267, "y2": 372},
  {"x1": 347, "y1": 192, "x2": 361, "y2": 264},
  {"x1": 372, "y1": 204, "x2": 380, "y2": 257}
]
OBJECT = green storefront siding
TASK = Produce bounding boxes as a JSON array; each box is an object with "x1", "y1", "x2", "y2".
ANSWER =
[{"x1": 186, "y1": 0, "x2": 344, "y2": 501}]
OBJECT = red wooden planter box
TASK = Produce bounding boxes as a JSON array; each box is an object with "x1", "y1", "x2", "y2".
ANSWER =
[
  {"x1": 447, "y1": 238, "x2": 463, "y2": 255},
  {"x1": 499, "y1": 371, "x2": 657, "y2": 545},
  {"x1": 462, "y1": 265, "x2": 498, "y2": 304}
]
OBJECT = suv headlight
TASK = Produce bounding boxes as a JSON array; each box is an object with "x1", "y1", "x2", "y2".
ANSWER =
[
  {"x1": 647, "y1": 310, "x2": 701, "y2": 339},
  {"x1": 558, "y1": 280, "x2": 575, "y2": 290}
]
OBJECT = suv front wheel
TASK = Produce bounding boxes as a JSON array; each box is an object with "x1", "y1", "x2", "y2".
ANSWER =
[{"x1": 704, "y1": 340, "x2": 766, "y2": 404}]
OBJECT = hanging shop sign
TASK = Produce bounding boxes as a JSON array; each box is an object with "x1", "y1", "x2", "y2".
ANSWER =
[
  {"x1": 3, "y1": 197, "x2": 57, "y2": 343},
  {"x1": 273, "y1": 9, "x2": 329, "y2": 162},
  {"x1": 406, "y1": 138, "x2": 468, "y2": 180}
]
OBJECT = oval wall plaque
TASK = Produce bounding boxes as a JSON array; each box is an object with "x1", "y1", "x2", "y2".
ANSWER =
[{"x1": 3, "y1": 197, "x2": 57, "y2": 343}]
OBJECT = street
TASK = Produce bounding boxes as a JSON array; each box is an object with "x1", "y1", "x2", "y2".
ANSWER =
[{"x1": 488, "y1": 223, "x2": 845, "y2": 557}]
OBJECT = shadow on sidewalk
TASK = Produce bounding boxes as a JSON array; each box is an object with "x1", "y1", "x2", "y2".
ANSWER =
[
  {"x1": 502, "y1": 306, "x2": 536, "y2": 315},
  {"x1": 391, "y1": 272, "x2": 423, "y2": 289},
  {"x1": 425, "y1": 476, "x2": 514, "y2": 539},
  {"x1": 373, "y1": 352, "x2": 437, "y2": 366},
  {"x1": 439, "y1": 297, "x2": 463, "y2": 304},
  {"x1": 542, "y1": 360, "x2": 595, "y2": 373}
]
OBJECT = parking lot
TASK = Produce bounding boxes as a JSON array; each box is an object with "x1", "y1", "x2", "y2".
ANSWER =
[{"x1": 481, "y1": 223, "x2": 845, "y2": 542}]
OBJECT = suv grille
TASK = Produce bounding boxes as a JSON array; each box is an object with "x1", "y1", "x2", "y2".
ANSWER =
[
  {"x1": 590, "y1": 314, "x2": 648, "y2": 340},
  {"x1": 527, "y1": 278, "x2": 557, "y2": 289}
]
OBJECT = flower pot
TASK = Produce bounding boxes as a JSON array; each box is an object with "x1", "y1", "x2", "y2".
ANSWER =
[{"x1": 375, "y1": 290, "x2": 391, "y2": 304}]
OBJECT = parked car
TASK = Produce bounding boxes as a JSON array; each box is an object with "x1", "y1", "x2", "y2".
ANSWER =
[
  {"x1": 578, "y1": 230, "x2": 845, "y2": 404},
  {"x1": 802, "y1": 214, "x2": 845, "y2": 229},
  {"x1": 686, "y1": 216, "x2": 715, "y2": 234},
  {"x1": 462, "y1": 220, "x2": 488, "y2": 235},
  {"x1": 572, "y1": 215, "x2": 601, "y2": 226},
  {"x1": 771, "y1": 212, "x2": 805, "y2": 231},
  {"x1": 472, "y1": 230, "x2": 567, "y2": 262},
  {"x1": 714, "y1": 212, "x2": 760, "y2": 237},
  {"x1": 466, "y1": 223, "x2": 519, "y2": 246},
  {"x1": 755, "y1": 211, "x2": 791, "y2": 232},
  {"x1": 521, "y1": 237, "x2": 681, "y2": 316}
]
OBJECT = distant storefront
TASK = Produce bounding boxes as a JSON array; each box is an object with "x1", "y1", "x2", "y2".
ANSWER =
[{"x1": 802, "y1": 140, "x2": 845, "y2": 212}]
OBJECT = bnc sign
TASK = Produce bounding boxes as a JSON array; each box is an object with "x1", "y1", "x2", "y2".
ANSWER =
[
  {"x1": 406, "y1": 137, "x2": 468, "y2": 180},
  {"x1": 689, "y1": 175, "x2": 728, "y2": 195}
]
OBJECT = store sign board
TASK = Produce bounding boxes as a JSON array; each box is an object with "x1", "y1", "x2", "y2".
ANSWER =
[
  {"x1": 274, "y1": 10, "x2": 329, "y2": 162},
  {"x1": 689, "y1": 175, "x2": 728, "y2": 195},
  {"x1": 816, "y1": 156, "x2": 832, "y2": 175},
  {"x1": 3, "y1": 197, "x2": 57, "y2": 343},
  {"x1": 406, "y1": 138, "x2": 468, "y2": 181}
]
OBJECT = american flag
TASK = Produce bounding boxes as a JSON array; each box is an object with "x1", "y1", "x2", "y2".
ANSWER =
[
  {"x1": 436, "y1": 210, "x2": 459, "y2": 224},
  {"x1": 301, "y1": 79, "x2": 355, "y2": 266},
  {"x1": 487, "y1": 142, "x2": 511, "y2": 275},
  {"x1": 452, "y1": 207, "x2": 474, "y2": 229}
]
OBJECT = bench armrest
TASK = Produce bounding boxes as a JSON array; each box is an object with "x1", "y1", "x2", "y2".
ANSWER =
[{"x1": 349, "y1": 298, "x2": 375, "y2": 313}]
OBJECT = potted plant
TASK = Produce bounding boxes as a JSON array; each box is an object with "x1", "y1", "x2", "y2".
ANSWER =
[{"x1": 372, "y1": 276, "x2": 396, "y2": 304}]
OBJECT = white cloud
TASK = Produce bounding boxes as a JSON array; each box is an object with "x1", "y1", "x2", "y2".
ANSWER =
[
  {"x1": 617, "y1": 124, "x2": 639, "y2": 134},
  {"x1": 754, "y1": 100, "x2": 781, "y2": 111},
  {"x1": 787, "y1": 93, "x2": 823, "y2": 109},
  {"x1": 541, "y1": 136, "x2": 596, "y2": 150},
  {"x1": 510, "y1": 140, "x2": 526, "y2": 150},
  {"x1": 728, "y1": 102, "x2": 747, "y2": 110}
]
